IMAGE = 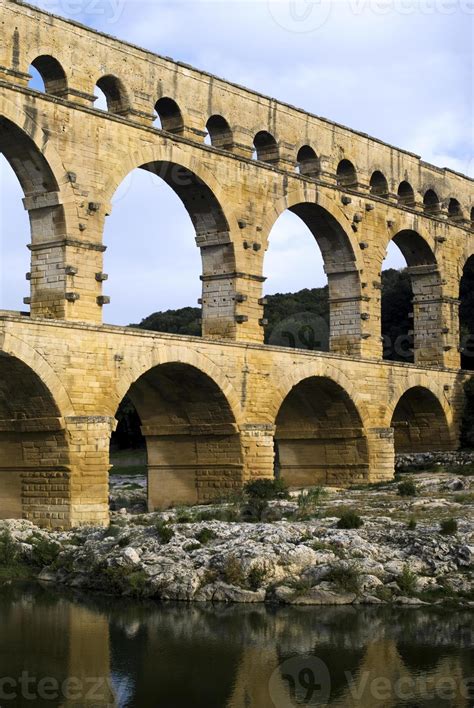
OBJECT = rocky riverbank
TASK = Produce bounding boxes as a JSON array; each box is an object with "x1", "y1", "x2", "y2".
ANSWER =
[{"x1": 0, "y1": 470, "x2": 472, "y2": 607}]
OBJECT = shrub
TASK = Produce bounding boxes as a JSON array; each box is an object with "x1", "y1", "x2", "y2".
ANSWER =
[
  {"x1": 407, "y1": 517, "x2": 417, "y2": 530},
  {"x1": 244, "y1": 478, "x2": 289, "y2": 501},
  {"x1": 195, "y1": 527, "x2": 217, "y2": 544},
  {"x1": 223, "y1": 555, "x2": 246, "y2": 586},
  {"x1": 440, "y1": 518, "x2": 458, "y2": 535},
  {"x1": 337, "y1": 510, "x2": 363, "y2": 529},
  {"x1": 155, "y1": 521, "x2": 175, "y2": 544},
  {"x1": 247, "y1": 560, "x2": 271, "y2": 591},
  {"x1": 397, "y1": 565, "x2": 417, "y2": 595},
  {"x1": 199, "y1": 568, "x2": 218, "y2": 588},
  {"x1": 241, "y1": 498, "x2": 268, "y2": 522},
  {"x1": 29, "y1": 537, "x2": 61, "y2": 567},
  {"x1": 175, "y1": 512, "x2": 193, "y2": 524},
  {"x1": 105, "y1": 524, "x2": 123, "y2": 538},
  {"x1": 297, "y1": 486, "x2": 328, "y2": 518},
  {"x1": 398, "y1": 479, "x2": 417, "y2": 497},
  {"x1": 0, "y1": 531, "x2": 18, "y2": 566},
  {"x1": 328, "y1": 563, "x2": 361, "y2": 594}
]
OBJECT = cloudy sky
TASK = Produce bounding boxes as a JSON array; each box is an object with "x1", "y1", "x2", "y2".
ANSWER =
[{"x1": 0, "y1": 0, "x2": 472, "y2": 324}]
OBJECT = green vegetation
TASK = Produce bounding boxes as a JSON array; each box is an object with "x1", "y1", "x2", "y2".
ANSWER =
[
  {"x1": 440, "y1": 518, "x2": 458, "y2": 535},
  {"x1": 247, "y1": 561, "x2": 271, "y2": 591},
  {"x1": 397, "y1": 479, "x2": 418, "y2": 497},
  {"x1": 155, "y1": 521, "x2": 175, "y2": 544},
  {"x1": 407, "y1": 517, "x2": 417, "y2": 530},
  {"x1": 296, "y1": 486, "x2": 328, "y2": 519},
  {"x1": 223, "y1": 555, "x2": 246, "y2": 586},
  {"x1": 327, "y1": 563, "x2": 362, "y2": 594},
  {"x1": 244, "y1": 478, "x2": 289, "y2": 501},
  {"x1": 397, "y1": 565, "x2": 418, "y2": 595},
  {"x1": 0, "y1": 531, "x2": 18, "y2": 566},
  {"x1": 195, "y1": 527, "x2": 217, "y2": 544},
  {"x1": 336, "y1": 510, "x2": 364, "y2": 529}
]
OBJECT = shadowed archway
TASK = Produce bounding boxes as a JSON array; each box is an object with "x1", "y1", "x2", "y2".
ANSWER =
[
  {"x1": 274, "y1": 376, "x2": 369, "y2": 487},
  {"x1": 115, "y1": 362, "x2": 243, "y2": 510},
  {"x1": 391, "y1": 386, "x2": 452, "y2": 453},
  {"x1": 0, "y1": 353, "x2": 71, "y2": 523}
]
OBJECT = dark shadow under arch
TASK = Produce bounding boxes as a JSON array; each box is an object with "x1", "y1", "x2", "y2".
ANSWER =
[
  {"x1": 297, "y1": 145, "x2": 319, "y2": 177},
  {"x1": 0, "y1": 353, "x2": 70, "y2": 520},
  {"x1": 206, "y1": 114, "x2": 233, "y2": 149},
  {"x1": 30, "y1": 55, "x2": 67, "y2": 97},
  {"x1": 155, "y1": 97, "x2": 184, "y2": 134},
  {"x1": 383, "y1": 231, "x2": 441, "y2": 365},
  {"x1": 460, "y1": 254, "x2": 474, "y2": 369},
  {"x1": 370, "y1": 170, "x2": 389, "y2": 198},
  {"x1": 95, "y1": 75, "x2": 129, "y2": 114},
  {"x1": 336, "y1": 159, "x2": 357, "y2": 188},
  {"x1": 398, "y1": 180, "x2": 415, "y2": 207},
  {"x1": 391, "y1": 387, "x2": 452, "y2": 453},
  {"x1": 275, "y1": 376, "x2": 369, "y2": 487},
  {"x1": 0, "y1": 116, "x2": 59, "y2": 196},
  {"x1": 254, "y1": 130, "x2": 279, "y2": 164},
  {"x1": 118, "y1": 362, "x2": 243, "y2": 509}
]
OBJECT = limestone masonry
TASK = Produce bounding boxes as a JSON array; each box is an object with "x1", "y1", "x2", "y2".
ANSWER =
[{"x1": 0, "y1": 0, "x2": 472, "y2": 526}]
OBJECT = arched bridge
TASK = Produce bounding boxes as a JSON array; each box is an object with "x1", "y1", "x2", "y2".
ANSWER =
[{"x1": 0, "y1": 1, "x2": 472, "y2": 527}]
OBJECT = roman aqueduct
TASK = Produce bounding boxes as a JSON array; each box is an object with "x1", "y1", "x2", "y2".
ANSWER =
[{"x1": 0, "y1": 0, "x2": 473, "y2": 527}]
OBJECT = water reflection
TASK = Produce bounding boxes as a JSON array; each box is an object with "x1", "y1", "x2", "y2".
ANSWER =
[{"x1": 0, "y1": 583, "x2": 472, "y2": 707}]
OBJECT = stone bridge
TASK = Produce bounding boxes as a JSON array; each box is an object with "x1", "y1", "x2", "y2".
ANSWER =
[{"x1": 0, "y1": 1, "x2": 472, "y2": 527}]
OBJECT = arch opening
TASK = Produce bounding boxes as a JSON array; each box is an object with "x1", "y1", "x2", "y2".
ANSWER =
[
  {"x1": 154, "y1": 97, "x2": 184, "y2": 134},
  {"x1": 448, "y1": 198, "x2": 462, "y2": 221},
  {"x1": 0, "y1": 116, "x2": 65, "y2": 314},
  {"x1": 370, "y1": 170, "x2": 389, "y2": 198},
  {"x1": 423, "y1": 189, "x2": 440, "y2": 215},
  {"x1": 206, "y1": 115, "x2": 233, "y2": 149},
  {"x1": 275, "y1": 376, "x2": 369, "y2": 488},
  {"x1": 253, "y1": 131, "x2": 279, "y2": 164},
  {"x1": 112, "y1": 363, "x2": 243, "y2": 510},
  {"x1": 29, "y1": 56, "x2": 67, "y2": 97},
  {"x1": 95, "y1": 75, "x2": 129, "y2": 114},
  {"x1": 459, "y1": 255, "x2": 474, "y2": 370},
  {"x1": 391, "y1": 387, "x2": 452, "y2": 453},
  {"x1": 296, "y1": 145, "x2": 319, "y2": 177},
  {"x1": 0, "y1": 353, "x2": 70, "y2": 521},
  {"x1": 397, "y1": 180, "x2": 415, "y2": 207},
  {"x1": 103, "y1": 160, "x2": 234, "y2": 335},
  {"x1": 336, "y1": 159, "x2": 357, "y2": 188},
  {"x1": 263, "y1": 202, "x2": 360, "y2": 354},
  {"x1": 382, "y1": 231, "x2": 440, "y2": 365}
]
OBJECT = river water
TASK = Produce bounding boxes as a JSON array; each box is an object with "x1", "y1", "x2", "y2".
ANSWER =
[{"x1": 0, "y1": 583, "x2": 472, "y2": 707}]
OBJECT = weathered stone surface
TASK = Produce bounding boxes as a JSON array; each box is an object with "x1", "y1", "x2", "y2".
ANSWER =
[{"x1": 0, "y1": 2, "x2": 472, "y2": 528}]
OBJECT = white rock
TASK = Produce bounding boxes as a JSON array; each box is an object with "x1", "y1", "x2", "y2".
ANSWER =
[{"x1": 122, "y1": 547, "x2": 140, "y2": 565}]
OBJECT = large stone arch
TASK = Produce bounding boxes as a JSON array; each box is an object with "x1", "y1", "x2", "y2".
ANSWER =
[
  {"x1": 0, "y1": 95, "x2": 78, "y2": 319},
  {"x1": 378, "y1": 227, "x2": 447, "y2": 366},
  {"x1": 389, "y1": 382, "x2": 455, "y2": 453},
  {"x1": 272, "y1": 368, "x2": 370, "y2": 487},
  {"x1": 260, "y1": 185, "x2": 364, "y2": 356},
  {"x1": 0, "y1": 331, "x2": 75, "y2": 417},
  {"x1": 113, "y1": 347, "x2": 244, "y2": 509},
  {"x1": 101, "y1": 140, "x2": 240, "y2": 339},
  {"x1": 270, "y1": 358, "x2": 370, "y2": 426},
  {"x1": 0, "y1": 346, "x2": 72, "y2": 525}
]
